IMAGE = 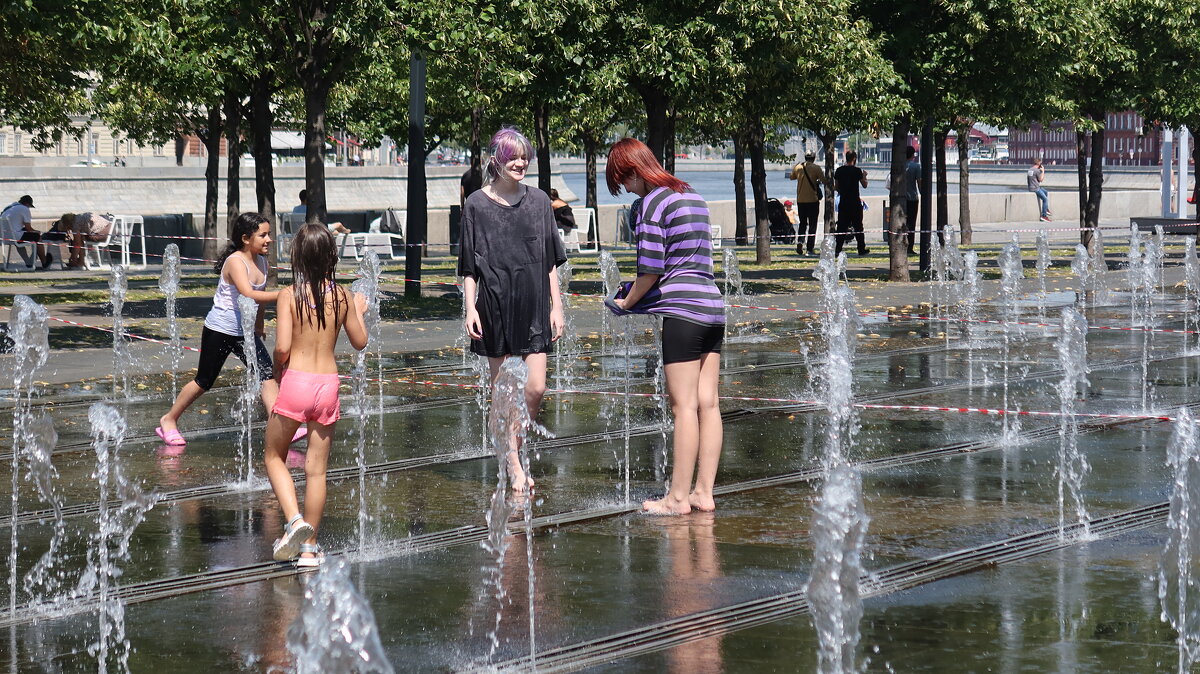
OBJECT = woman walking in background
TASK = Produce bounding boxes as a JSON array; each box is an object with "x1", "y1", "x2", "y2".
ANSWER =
[
  {"x1": 605, "y1": 138, "x2": 726, "y2": 515},
  {"x1": 458, "y1": 127, "x2": 567, "y2": 491}
]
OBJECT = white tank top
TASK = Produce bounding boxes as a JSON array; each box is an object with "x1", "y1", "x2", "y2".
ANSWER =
[{"x1": 204, "y1": 255, "x2": 267, "y2": 336}]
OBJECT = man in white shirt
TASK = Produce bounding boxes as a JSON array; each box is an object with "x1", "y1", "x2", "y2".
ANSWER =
[
  {"x1": 2, "y1": 195, "x2": 47, "y2": 267},
  {"x1": 294, "y1": 189, "x2": 350, "y2": 234}
]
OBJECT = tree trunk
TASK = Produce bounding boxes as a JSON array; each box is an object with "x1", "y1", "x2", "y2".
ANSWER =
[
  {"x1": 223, "y1": 92, "x2": 242, "y2": 229},
  {"x1": 250, "y1": 76, "x2": 276, "y2": 222},
  {"x1": 888, "y1": 121, "x2": 910, "y2": 281},
  {"x1": 748, "y1": 116, "x2": 770, "y2": 264},
  {"x1": 250, "y1": 73, "x2": 277, "y2": 281},
  {"x1": 1077, "y1": 130, "x2": 1089, "y2": 246},
  {"x1": 733, "y1": 135, "x2": 748, "y2": 245},
  {"x1": 303, "y1": 81, "x2": 330, "y2": 225},
  {"x1": 534, "y1": 101, "x2": 552, "y2": 194},
  {"x1": 202, "y1": 105, "x2": 222, "y2": 262},
  {"x1": 819, "y1": 130, "x2": 837, "y2": 234},
  {"x1": 919, "y1": 118, "x2": 933, "y2": 273},
  {"x1": 1085, "y1": 126, "x2": 1104, "y2": 235},
  {"x1": 636, "y1": 83, "x2": 669, "y2": 164},
  {"x1": 664, "y1": 105, "x2": 676, "y2": 174},
  {"x1": 935, "y1": 129, "x2": 948, "y2": 246},
  {"x1": 583, "y1": 131, "x2": 598, "y2": 245},
  {"x1": 956, "y1": 126, "x2": 972, "y2": 246}
]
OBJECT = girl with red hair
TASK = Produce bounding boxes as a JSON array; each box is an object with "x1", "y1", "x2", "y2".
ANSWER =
[{"x1": 605, "y1": 138, "x2": 726, "y2": 514}]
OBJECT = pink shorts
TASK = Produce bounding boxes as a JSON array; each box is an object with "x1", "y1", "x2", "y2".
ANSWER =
[{"x1": 272, "y1": 370, "x2": 341, "y2": 425}]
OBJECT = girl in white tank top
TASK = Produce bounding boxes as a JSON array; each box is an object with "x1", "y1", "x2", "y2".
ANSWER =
[{"x1": 156, "y1": 213, "x2": 292, "y2": 447}]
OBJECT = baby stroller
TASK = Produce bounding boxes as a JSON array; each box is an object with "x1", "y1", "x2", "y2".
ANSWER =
[{"x1": 766, "y1": 198, "x2": 794, "y2": 244}]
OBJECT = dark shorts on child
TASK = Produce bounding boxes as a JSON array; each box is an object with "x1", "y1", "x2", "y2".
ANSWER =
[
  {"x1": 661, "y1": 316, "x2": 725, "y2": 365},
  {"x1": 194, "y1": 326, "x2": 273, "y2": 390}
]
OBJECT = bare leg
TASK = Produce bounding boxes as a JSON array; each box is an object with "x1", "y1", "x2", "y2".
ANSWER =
[
  {"x1": 159, "y1": 380, "x2": 207, "y2": 433},
  {"x1": 260, "y1": 379, "x2": 279, "y2": 411},
  {"x1": 644, "y1": 359, "x2": 703, "y2": 515},
  {"x1": 487, "y1": 355, "x2": 537, "y2": 491},
  {"x1": 264, "y1": 412, "x2": 304, "y2": 522},
  {"x1": 688, "y1": 352, "x2": 722, "y2": 512},
  {"x1": 300, "y1": 420, "x2": 334, "y2": 557}
]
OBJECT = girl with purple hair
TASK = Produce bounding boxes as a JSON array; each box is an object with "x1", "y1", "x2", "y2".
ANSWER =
[{"x1": 458, "y1": 127, "x2": 567, "y2": 492}]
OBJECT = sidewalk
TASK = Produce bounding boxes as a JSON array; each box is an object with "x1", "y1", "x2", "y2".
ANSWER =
[{"x1": 0, "y1": 215, "x2": 1173, "y2": 387}]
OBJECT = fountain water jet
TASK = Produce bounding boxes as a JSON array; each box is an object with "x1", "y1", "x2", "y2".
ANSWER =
[
  {"x1": 351, "y1": 252, "x2": 382, "y2": 550},
  {"x1": 109, "y1": 265, "x2": 129, "y2": 398},
  {"x1": 158, "y1": 244, "x2": 182, "y2": 397},
  {"x1": 806, "y1": 464, "x2": 869, "y2": 674},
  {"x1": 7, "y1": 296, "x2": 49, "y2": 615},
  {"x1": 479, "y1": 358, "x2": 549, "y2": 664},
  {"x1": 80, "y1": 403, "x2": 158, "y2": 674},
  {"x1": 1160, "y1": 406, "x2": 1200, "y2": 673},
  {"x1": 997, "y1": 237, "x2": 1024, "y2": 444},
  {"x1": 235, "y1": 294, "x2": 262, "y2": 484},
  {"x1": 1055, "y1": 307, "x2": 1091, "y2": 539},
  {"x1": 286, "y1": 558, "x2": 393, "y2": 673}
]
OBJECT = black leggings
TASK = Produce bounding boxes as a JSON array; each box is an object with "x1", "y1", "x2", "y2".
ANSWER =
[
  {"x1": 194, "y1": 326, "x2": 273, "y2": 390},
  {"x1": 661, "y1": 317, "x2": 724, "y2": 365}
]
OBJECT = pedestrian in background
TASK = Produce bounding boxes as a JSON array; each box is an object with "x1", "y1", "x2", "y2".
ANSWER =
[
  {"x1": 788, "y1": 152, "x2": 824, "y2": 256},
  {"x1": 1028, "y1": 157, "x2": 1051, "y2": 222},
  {"x1": 833, "y1": 151, "x2": 869, "y2": 256}
]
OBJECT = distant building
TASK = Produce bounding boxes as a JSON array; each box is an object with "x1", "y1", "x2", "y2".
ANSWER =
[
  {"x1": 0, "y1": 119, "x2": 172, "y2": 166},
  {"x1": 1008, "y1": 112, "x2": 1161, "y2": 166}
]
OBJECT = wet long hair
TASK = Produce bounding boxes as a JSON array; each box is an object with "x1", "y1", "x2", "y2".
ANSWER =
[
  {"x1": 484, "y1": 127, "x2": 533, "y2": 184},
  {"x1": 605, "y1": 138, "x2": 691, "y2": 196},
  {"x1": 214, "y1": 212, "x2": 269, "y2": 273},
  {"x1": 290, "y1": 223, "x2": 343, "y2": 329}
]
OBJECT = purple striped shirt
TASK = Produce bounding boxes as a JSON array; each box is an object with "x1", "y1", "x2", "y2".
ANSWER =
[{"x1": 630, "y1": 187, "x2": 725, "y2": 325}]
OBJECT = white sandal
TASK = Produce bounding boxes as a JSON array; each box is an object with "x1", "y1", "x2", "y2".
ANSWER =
[
  {"x1": 296, "y1": 542, "x2": 325, "y2": 568},
  {"x1": 272, "y1": 514, "x2": 314, "y2": 561}
]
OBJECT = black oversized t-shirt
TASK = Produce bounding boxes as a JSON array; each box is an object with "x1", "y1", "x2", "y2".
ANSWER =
[{"x1": 834, "y1": 165, "x2": 865, "y2": 201}]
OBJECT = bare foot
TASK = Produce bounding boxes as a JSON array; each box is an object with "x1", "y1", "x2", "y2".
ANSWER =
[
  {"x1": 642, "y1": 495, "x2": 691, "y2": 515},
  {"x1": 688, "y1": 492, "x2": 716, "y2": 512},
  {"x1": 507, "y1": 453, "x2": 534, "y2": 492},
  {"x1": 158, "y1": 414, "x2": 178, "y2": 434}
]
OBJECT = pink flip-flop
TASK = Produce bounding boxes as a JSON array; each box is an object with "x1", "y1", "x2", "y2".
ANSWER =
[
  {"x1": 155, "y1": 426, "x2": 187, "y2": 446},
  {"x1": 290, "y1": 426, "x2": 308, "y2": 445}
]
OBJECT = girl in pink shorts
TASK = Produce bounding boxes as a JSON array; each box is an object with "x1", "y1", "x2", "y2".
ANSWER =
[{"x1": 263, "y1": 223, "x2": 369, "y2": 567}]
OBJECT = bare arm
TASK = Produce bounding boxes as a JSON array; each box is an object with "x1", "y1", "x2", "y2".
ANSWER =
[
  {"x1": 272, "y1": 288, "x2": 293, "y2": 384},
  {"x1": 225, "y1": 257, "x2": 279, "y2": 304},
  {"x1": 549, "y1": 266, "x2": 564, "y2": 341},
  {"x1": 463, "y1": 275, "x2": 482, "y2": 340},
  {"x1": 859, "y1": 170, "x2": 869, "y2": 188},
  {"x1": 344, "y1": 289, "x2": 369, "y2": 351},
  {"x1": 619, "y1": 273, "x2": 661, "y2": 309}
]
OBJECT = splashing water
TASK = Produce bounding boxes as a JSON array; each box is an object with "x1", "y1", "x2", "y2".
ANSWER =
[
  {"x1": 351, "y1": 252, "x2": 382, "y2": 550},
  {"x1": 235, "y1": 294, "x2": 261, "y2": 484},
  {"x1": 814, "y1": 237, "x2": 859, "y2": 471},
  {"x1": 1035, "y1": 231, "x2": 1051, "y2": 325},
  {"x1": 997, "y1": 237, "x2": 1024, "y2": 443},
  {"x1": 598, "y1": 251, "x2": 621, "y2": 356},
  {"x1": 80, "y1": 403, "x2": 158, "y2": 674},
  {"x1": 957, "y1": 251, "x2": 981, "y2": 387},
  {"x1": 1128, "y1": 228, "x2": 1158, "y2": 412},
  {"x1": 724, "y1": 248, "x2": 749, "y2": 336},
  {"x1": 1072, "y1": 244, "x2": 1092, "y2": 309},
  {"x1": 158, "y1": 244, "x2": 182, "y2": 397},
  {"x1": 1055, "y1": 308, "x2": 1091, "y2": 539},
  {"x1": 553, "y1": 259, "x2": 578, "y2": 389},
  {"x1": 1186, "y1": 238, "x2": 1200, "y2": 352},
  {"x1": 286, "y1": 558, "x2": 394, "y2": 673},
  {"x1": 7, "y1": 295, "x2": 49, "y2": 614},
  {"x1": 1160, "y1": 406, "x2": 1200, "y2": 674},
  {"x1": 109, "y1": 265, "x2": 129, "y2": 398},
  {"x1": 479, "y1": 358, "x2": 549, "y2": 664},
  {"x1": 806, "y1": 463, "x2": 869, "y2": 674}
]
